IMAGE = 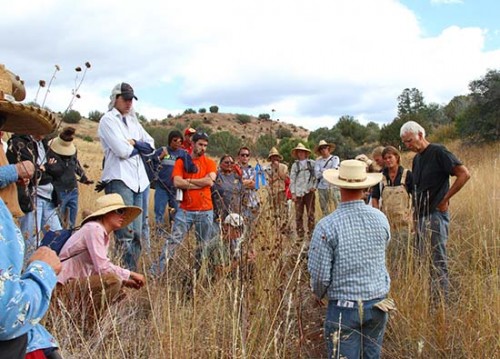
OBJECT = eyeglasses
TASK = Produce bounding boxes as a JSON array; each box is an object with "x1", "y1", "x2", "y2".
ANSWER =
[
  {"x1": 239, "y1": 153, "x2": 250, "y2": 157},
  {"x1": 113, "y1": 208, "x2": 126, "y2": 216}
]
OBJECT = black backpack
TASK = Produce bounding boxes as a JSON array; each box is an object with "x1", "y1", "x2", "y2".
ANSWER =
[{"x1": 40, "y1": 227, "x2": 78, "y2": 255}]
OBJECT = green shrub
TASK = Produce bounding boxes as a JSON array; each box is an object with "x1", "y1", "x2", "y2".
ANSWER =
[
  {"x1": 82, "y1": 135, "x2": 93, "y2": 142},
  {"x1": 62, "y1": 110, "x2": 82, "y2": 124},
  {"x1": 209, "y1": 105, "x2": 219, "y2": 113},
  {"x1": 88, "y1": 110, "x2": 103, "y2": 122},
  {"x1": 184, "y1": 108, "x2": 196, "y2": 115},
  {"x1": 276, "y1": 127, "x2": 292, "y2": 139},
  {"x1": 258, "y1": 113, "x2": 270, "y2": 120},
  {"x1": 199, "y1": 108, "x2": 207, "y2": 114},
  {"x1": 206, "y1": 131, "x2": 242, "y2": 157},
  {"x1": 236, "y1": 114, "x2": 251, "y2": 124}
]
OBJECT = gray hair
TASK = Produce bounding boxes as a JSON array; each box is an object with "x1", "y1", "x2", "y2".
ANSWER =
[{"x1": 400, "y1": 121, "x2": 426, "y2": 138}]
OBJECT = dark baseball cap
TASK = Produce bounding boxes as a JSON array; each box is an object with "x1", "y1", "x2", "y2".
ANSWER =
[{"x1": 112, "y1": 82, "x2": 138, "y2": 101}]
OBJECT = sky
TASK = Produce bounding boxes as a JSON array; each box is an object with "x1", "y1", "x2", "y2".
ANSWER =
[{"x1": 1, "y1": 0, "x2": 499, "y2": 131}]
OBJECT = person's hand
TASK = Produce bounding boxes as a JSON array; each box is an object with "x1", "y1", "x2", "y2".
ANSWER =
[
  {"x1": 15, "y1": 160, "x2": 35, "y2": 179},
  {"x1": 28, "y1": 247, "x2": 62, "y2": 275},
  {"x1": 436, "y1": 200, "x2": 449, "y2": 212},
  {"x1": 128, "y1": 139, "x2": 136, "y2": 146},
  {"x1": 292, "y1": 194, "x2": 297, "y2": 202},
  {"x1": 310, "y1": 187, "x2": 316, "y2": 192},
  {"x1": 47, "y1": 158, "x2": 56, "y2": 165},
  {"x1": 123, "y1": 272, "x2": 145, "y2": 289}
]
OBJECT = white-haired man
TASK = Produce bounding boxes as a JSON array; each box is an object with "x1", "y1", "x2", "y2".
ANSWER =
[{"x1": 400, "y1": 120, "x2": 470, "y2": 302}]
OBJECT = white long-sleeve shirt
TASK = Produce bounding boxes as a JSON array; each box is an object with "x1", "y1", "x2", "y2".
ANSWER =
[{"x1": 98, "y1": 108, "x2": 154, "y2": 193}]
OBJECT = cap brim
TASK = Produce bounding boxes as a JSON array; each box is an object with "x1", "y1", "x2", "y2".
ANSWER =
[
  {"x1": 120, "y1": 94, "x2": 138, "y2": 101},
  {"x1": 323, "y1": 169, "x2": 382, "y2": 189},
  {"x1": 0, "y1": 101, "x2": 57, "y2": 135}
]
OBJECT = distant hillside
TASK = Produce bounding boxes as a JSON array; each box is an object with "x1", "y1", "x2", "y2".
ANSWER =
[{"x1": 69, "y1": 112, "x2": 309, "y2": 144}]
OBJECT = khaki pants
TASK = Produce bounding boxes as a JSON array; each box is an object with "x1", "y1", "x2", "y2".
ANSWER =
[{"x1": 54, "y1": 273, "x2": 124, "y2": 328}]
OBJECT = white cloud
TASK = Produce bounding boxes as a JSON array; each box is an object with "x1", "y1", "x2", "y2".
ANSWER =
[
  {"x1": 1, "y1": 0, "x2": 499, "y2": 131},
  {"x1": 430, "y1": 0, "x2": 463, "y2": 4}
]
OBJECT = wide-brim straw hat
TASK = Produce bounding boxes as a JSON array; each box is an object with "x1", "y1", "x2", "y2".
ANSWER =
[
  {"x1": 267, "y1": 147, "x2": 283, "y2": 160},
  {"x1": 49, "y1": 136, "x2": 76, "y2": 156},
  {"x1": 0, "y1": 64, "x2": 57, "y2": 135},
  {"x1": 291, "y1": 143, "x2": 311, "y2": 159},
  {"x1": 323, "y1": 159, "x2": 382, "y2": 189},
  {"x1": 81, "y1": 193, "x2": 142, "y2": 228},
  {"x1": 314, "y1": 140, "x2": 336, "y2": 155}
]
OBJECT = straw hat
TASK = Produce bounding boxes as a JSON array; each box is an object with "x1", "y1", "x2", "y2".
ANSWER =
[
  {"x1": 267, "y1": 147, "x2": 283, "y2": 161},
  {"x1": 0, "y1": 64, "x2": 57, "y2": 135},
  {"x1": 81, "y1": 193, "x2": 142, "y2": 228},
  {"x1": 291, "y1": 143, "x2": 311, "y2": 159},
  {"x1": 49, "y1": 127, "x2": 76, "y2": 156},
  {"x1": 323, "y1": 159, "x2": 382, "y2": 189},
  {"x1": 314, "y1": 140, "x2": 336, "y2": 155}
]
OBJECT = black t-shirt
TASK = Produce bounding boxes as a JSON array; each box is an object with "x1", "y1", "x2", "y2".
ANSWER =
[{"x1": 412, "y1": 143, "x2": 462, "y2": 216}]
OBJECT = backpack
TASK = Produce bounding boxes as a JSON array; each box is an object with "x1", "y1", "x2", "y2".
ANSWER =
[
  {"x1": 380, "y1": 169, "x2": 412, "y2": 229},
  {"x1": 40, "y1": 227, "x2": 78, "y2": 255}
]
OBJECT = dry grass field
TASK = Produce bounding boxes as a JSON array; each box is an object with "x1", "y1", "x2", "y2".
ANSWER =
[{"x1": 44, "y1": 138, "x2": 499, "y2": 358}]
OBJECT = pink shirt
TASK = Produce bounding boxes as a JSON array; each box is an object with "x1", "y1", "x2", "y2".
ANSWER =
[{"x1": 57, "y1": 221, "x2": 130, "y2": 284}]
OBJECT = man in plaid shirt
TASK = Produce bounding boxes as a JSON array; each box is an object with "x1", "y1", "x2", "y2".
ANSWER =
[{"x1": 308, "y1": 160, "x2": 391, "y2": 359}]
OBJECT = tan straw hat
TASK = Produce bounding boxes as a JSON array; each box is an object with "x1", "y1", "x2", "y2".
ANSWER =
[
  {"x1": 49, "y1": 127, "x2": 77, "y2": 156},
  {"x1": 81, "y1": 193, "x2": 142, "y2": 228},
  {"x1": 291, "y1": 142, "x2": 311, "y2": 159},
  {"x1": 267, "y1": 147, "x2": 283, "y2": 160},
  {"x1": 323, "y1": 159, "x2": 382, "y2": 189},
  {"x1": 0, "y1": 64, "x2": 57, "y2": 135},
  {"x1": 314, "y1": 140, "x2": 336, "y2": 155}
]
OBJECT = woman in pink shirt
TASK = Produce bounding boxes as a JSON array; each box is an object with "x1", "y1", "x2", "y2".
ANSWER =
[{"x1": 56, "y1": 193, "x2": 145, "y2": 319}]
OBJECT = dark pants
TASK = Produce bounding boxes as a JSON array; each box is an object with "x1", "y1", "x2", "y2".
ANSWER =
[
  {"x1": 295, "y1": 191, "x2": 316, "y2": 238},
  {"x1": 0, "y1": 334, "x2": 27, "y2": 359}
]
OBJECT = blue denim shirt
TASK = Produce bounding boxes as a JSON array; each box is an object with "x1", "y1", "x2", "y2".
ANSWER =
[
  {"x1": 308, "y1": 200, "x2": 391, "y2": 301},
  {"x1": 0, "y1": 197, "x2": 58, "y2": 351},
  {"x1": 0, "y1": 164, "x2": 18, "y2": 189}
]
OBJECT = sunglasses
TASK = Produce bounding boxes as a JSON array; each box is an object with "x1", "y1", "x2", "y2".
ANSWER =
[
  {"x1": 223, "y1": 161, "x2": 234, "y2": 165},
  {"x1": 113, "y1": 208, "x2": 126, "y2": 216},
  {"x1": 239, "y1": 153, "x2": 250, "y2": 157}
]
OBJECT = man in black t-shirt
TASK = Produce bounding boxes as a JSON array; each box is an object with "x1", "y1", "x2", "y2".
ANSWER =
[{"x1": 400, "y1": 121, "x2": 470, "y2": 302}]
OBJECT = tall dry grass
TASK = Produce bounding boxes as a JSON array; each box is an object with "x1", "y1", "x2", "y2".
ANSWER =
[{"x1": 46, "y1": 139, "x2": 499, "y2": 358}]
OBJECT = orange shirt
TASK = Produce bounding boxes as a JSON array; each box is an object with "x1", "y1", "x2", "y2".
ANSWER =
[{"x1": 172, "y1": 155, "x2": 217, "y2": 211}]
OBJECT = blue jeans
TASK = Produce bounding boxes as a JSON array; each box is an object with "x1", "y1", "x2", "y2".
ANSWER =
[
  {"x1": 416, "y1": 210, "x2": 450, "y2": 301},
  {"x1": 105, "y1": 180, "x2": 143, "y2": 271},
  {"x1": 154, "y1": 186, "x2": 178, "y2": 225},
  {"x1": 142, "y1": 186, "x2": 151, "y2": 254},
  {"x1": 19, "y1": 196, "x2": 62, "y2": 260},
  {"x1": 58, "y1": 188, "x2": 78, "y2": 228},
  {"x1": 159, "y1": 209, "x2": 213, "y2": 273},
  {"x1": 325, "y1": 298, "x2": 388, "y2": 359}
]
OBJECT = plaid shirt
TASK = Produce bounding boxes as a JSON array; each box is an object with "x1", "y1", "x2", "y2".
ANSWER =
[{"x1": 308, "y1": 200, "x2": 391, "y2": 300}]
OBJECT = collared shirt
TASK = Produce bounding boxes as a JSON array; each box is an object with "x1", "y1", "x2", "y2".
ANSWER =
[
  {"x1": 58, "y1": 221, "x2": 131, "y2": 284},
  {"x1": 314, "y1": 155, "x2": 340, "y2": 189},
  {"x1": 0, "y1": 164, "x2": 17, "y2": 188},
  {"x1": 0, "y1": 198, "x2": 58, "y2": 351},
  {"x1": 98, "y1": 108, "x2": 154, "y2": 193},
  {"x1": 308, "y1": 200, "x2": 390, "y2": 301},
  {"x1": 240, "y1": 164, "x2": 259, "y2": 208},
  {"x1": 290, "y1": 159, "x2": 316, "y2": 197}
]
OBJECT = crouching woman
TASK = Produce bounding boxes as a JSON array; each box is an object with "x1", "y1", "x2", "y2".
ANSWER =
[{"x1": 55, "y1": 194, "x2": 145, "y2": 321}]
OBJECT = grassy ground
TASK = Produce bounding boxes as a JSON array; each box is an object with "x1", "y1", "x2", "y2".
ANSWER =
[{"x1": 46, "y1": 139, "x2": 499, "y2": 358}]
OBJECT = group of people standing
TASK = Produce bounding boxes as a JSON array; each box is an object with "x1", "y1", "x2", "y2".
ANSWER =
[{"x1": 0, "y1": 63, "x2": 471, "y2": 359}]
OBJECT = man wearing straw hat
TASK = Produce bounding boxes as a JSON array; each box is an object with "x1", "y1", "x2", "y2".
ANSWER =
[
  {"x1": 0, "y1": 63, "x2": 63, "y2": 359},
  {"x1": 264, "y1": 147, "x2": 289, "y2": 221},
  {"x1": 98, "y1": 82, "x2": 154, "y2": 271},
  {"x1": 290, "y1": 143, "x2": 316, "y2": 239},
  {"x1": 308, "y1": 160, "x2": 392, "y2": 359},
  {"x1": 314, "y1": 140, "x2": 340, "y2": 217}
]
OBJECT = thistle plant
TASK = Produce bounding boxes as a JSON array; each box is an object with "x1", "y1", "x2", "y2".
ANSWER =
[
  {"x1": 64, "y1": 61, "x2": 91, "y2": 114},
  {"x1": 41, "y1": 64, "x2": 60, "y2": 107}
]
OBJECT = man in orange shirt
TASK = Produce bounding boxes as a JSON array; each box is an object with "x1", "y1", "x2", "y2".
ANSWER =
[{"x1": 158, "y1": 132, "x2": 217, "y2": 273}]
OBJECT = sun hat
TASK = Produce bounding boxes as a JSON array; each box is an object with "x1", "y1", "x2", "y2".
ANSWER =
[
  {"x1": 314, "y1": 140, "x2": 336, "y2": 155},
  {"x1": 49, "y1": 127, "x2": 77, "y2": 156},
  {"x1": 0, "y1": 64, "x2": 57, "y2": 135},
  {"x1": 267, "y1": 147, "x2": 283, "y2": 161},
  {"x1": 291, "y1": 143, "x2": 311, "y2": 159},
  {"x1": 184, "y1": 127, "x2": 196, "y2": 136},
  {"x1": 323, "y1": 159, "x2": 382, "y2": 189},
  {"x1": 81, "y1": 193, "x2": 142, "y2": 228},
  {"x1": 224, "y1": 213, "x2": 244, "y2": 227}
]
